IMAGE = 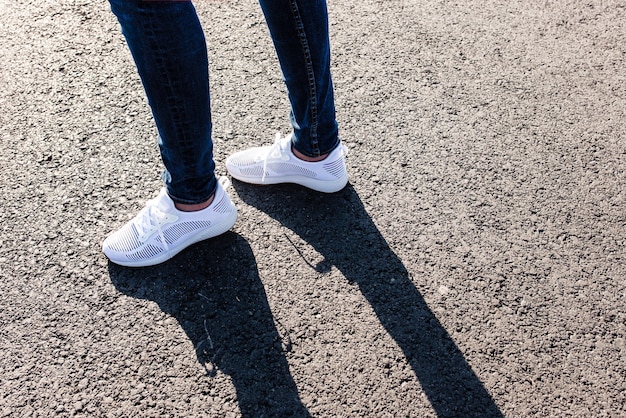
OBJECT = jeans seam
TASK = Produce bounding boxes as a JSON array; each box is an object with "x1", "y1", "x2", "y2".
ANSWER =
[{"x1": 288, "y1": 0, "x2": 320, "y2": 156}]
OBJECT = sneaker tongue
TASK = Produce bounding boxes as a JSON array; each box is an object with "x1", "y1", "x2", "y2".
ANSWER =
[{"x1": 155, "y1": 188, "x2": 176, "y2": 212}]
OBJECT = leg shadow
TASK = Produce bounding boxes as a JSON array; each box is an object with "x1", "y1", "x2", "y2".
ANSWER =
[
  {"x1": 108, "y1": 232, "x2": 311, "y2": 417},
  {"x1": 234, "y1": 183, "x2": 504, "y2": 418}
]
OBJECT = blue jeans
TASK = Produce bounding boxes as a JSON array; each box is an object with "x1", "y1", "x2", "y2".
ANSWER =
[{"x1": 109, "y1": 0, "x2": 339, "y2": 204}]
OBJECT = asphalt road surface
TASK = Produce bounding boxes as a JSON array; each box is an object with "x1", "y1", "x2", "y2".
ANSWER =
[{"x1": 1, "y1": 0, "x2": 624, "y2": 416}]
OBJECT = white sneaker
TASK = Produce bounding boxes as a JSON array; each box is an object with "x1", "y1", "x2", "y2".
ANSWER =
[
  {"x1": 102, "y1": 178, "x2": 237, "y2": 267},
  {"x1": 225, "y1": 133, "x2": 349, "y2": 193}
]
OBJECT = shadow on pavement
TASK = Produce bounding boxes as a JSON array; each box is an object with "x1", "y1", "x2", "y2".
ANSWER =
[
  {"x1": 108, "y1": 232, "x2": 311, "y2": 418},
  {"x1": 234, "y1": 182, "x2": 504, "y2": 418}
]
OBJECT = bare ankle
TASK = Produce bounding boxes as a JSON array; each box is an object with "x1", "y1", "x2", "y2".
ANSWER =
[
  {"x1": 174, "y1": 194, "x2": 215, "y2": 212},
  {"x1": 291, "y1": 145, "x2": 328, "y2": 162}
]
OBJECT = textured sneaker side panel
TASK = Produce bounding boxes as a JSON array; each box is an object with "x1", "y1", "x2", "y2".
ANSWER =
[{"x1": 323, "y1": 158, "x2": 346, "y2": 178}]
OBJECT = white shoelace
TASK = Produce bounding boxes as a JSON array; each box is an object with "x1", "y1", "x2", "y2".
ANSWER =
[
  {"x1": 262, "y1": 132, "x2": 290, "y2": 183},
  {"x1": 136, "y1": 203, "x2": 171, "y2": 251}
]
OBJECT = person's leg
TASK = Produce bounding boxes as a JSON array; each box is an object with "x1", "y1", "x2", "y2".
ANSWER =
[
  {"x1": 225, "y1": 0, "x2": 348, "y2": 193},
  {"x1": 259, "y1": 0, "x2": 339, "y2": 158},
  {"x1": 109, "y1": 0, "x2": 216, "y2": 205},
  {"x1": 104, "y1": 0, "x2": 237, "y2": 267}
]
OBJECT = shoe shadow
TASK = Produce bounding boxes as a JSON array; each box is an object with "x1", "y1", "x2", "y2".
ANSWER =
[
  {"x1": 108, "y1": 232, "x2": 311, "y2": 417},
  {"x1": 233, "y1": 182, "x2": 504, "y2": 418}
]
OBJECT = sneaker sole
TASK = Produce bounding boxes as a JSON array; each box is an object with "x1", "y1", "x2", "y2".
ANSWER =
[
  {"x1": 107, "y1": 208, "x2": 238, "y2": 268},
  {"x1": 229, "y1": 172, "x2": 348, "y2": 193}
]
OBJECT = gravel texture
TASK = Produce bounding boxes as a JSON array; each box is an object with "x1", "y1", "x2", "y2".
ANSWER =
[{"x1": 1, "y1": 0, "x2": 625, "y2": 416}]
